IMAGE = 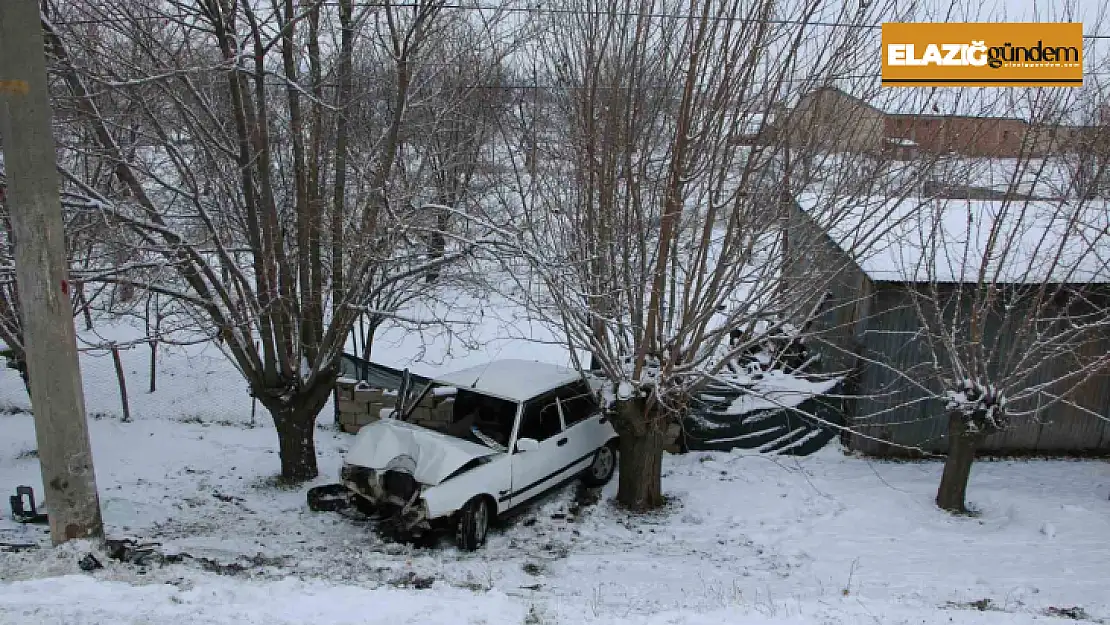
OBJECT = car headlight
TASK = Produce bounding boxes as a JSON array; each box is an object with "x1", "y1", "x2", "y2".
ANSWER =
[{"x1": 382, "y1": 469, "x2": 420, "y2": 502}]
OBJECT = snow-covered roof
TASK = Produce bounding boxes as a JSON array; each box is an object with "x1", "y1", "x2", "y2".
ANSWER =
[
  {"x1": 796, "y1": 191, "x2": 1110, "y2": 284},
  {"x1": 433, "y1": 359, "x2": 584, "y2": 403},
  {"x1": 929, "y1": 157, "x2": 1077, "y2": 200},
  {"x1": 741, "y1": 113, "x2": 768, "y2": 137}
]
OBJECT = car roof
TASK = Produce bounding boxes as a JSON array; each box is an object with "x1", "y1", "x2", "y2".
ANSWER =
[{"x1": 433, "y1": 359, "x2": 585, "y2": 403}]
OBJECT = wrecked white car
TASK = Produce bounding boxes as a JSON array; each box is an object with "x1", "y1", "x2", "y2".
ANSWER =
[{"x1": 339, "y1": 360, "x2": 618, "y2": 550}]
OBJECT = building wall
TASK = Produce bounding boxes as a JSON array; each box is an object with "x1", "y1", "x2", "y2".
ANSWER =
[
  {"x1": 790, "y1": 87, "x2": 1094, "y2": 159},
  {"x1": 783, "y1": 204, "x2": 874, "y2": 375},
  {"x1": 786, "y1": 88, "x2": 885, "y2": 154},
  {"x1": 884, "y1": 115, "x2": 1031, "y2": 158},
  {"x1": 844, "y1": 283, "x2": 1110, "y2": 455}
]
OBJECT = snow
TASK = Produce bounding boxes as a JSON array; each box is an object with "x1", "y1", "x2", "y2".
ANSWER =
[
  {"x1": 719, "y1": 372, "x2": 840, "y2": 416},
  {"x1": 796, "y1": 192, "x2": 1110, "y2": 283},
  {"x1": 4, "y1": 411, "x2": 1110, "y2": 624},
  {"x1": 616, "y1": 381, "x2": 635, "y2": 400},
  {"x1": 934, "y1": 157, "x2": 1079, "y2": 200},
  {"x1": 433, "y1": 359, "x2": 583, "y2": 402},
  {"x1": 1, "y1": 299, "x2": 1109, "y2": 624},
  {"x1": 740, "y1": 113, "x2": 768, "y2": 137},
  {"x1": 0, "y1": 575, "x2": 527, "y2": 625},
  {"x1": 362, "y1": 290, "x2": 579, "y2": 379},
  {"x1": 946, "y1": 379, "x2": 1008, "y2": 435},
  {"x1": 0, "y1": 321, "x2": 263, "y2": 425}
]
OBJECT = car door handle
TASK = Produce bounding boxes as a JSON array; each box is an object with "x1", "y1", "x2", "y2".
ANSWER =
[{"x1": 557, "y1": 438, "x2": 568, "y2": 446}]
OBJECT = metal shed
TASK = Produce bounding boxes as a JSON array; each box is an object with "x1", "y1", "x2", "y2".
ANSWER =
[{"x1": 788, "y1": 192, "x2": 1110, "y2": 456}]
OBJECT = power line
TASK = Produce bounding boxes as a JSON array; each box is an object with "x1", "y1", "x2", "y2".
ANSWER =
[{"x1": 43, "y1": 3, "x2": 1110, "y2": 38}]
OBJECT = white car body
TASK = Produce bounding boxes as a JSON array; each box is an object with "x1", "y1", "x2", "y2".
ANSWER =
[{"x1": 341, "y1": 360, "x2": 618, "y2": 531}]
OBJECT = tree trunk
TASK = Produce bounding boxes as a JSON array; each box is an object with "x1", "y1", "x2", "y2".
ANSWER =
[
  {"x1": 18, "y1": 360, "x2": 31, "y2": 401},
  {"x1": 273, "y1": 406, "x2": 319, "y2": 482},
  {"x1": 76, "y1": 282, "x2": 93, "y2": 330},
  {"x1": 612, "y1": 396, "x2": 665, "y2": 511},
  {"x1": 267, "y1": 379, "x2": 335, "y2": 482},
  {"x1": 148, "y1": 339, "x2": 157, "y2": 393},
  {"x1": 111, "y1": 346, "x2": 131, "y2": 423},
  {"x1": 425, "y1": 208, "x2": 448, "y2": 284},
  {"x1": 936, "y1": 413, "x2": 983, "y2": 514}
]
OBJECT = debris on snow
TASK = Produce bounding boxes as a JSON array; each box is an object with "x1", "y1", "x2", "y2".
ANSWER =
[{"x1": 77, "y1": 553, "x2": 103, "y2": 572}]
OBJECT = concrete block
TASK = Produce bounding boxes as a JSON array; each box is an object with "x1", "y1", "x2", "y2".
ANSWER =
[
  {"x1": 337, "y1": 399, "x2": 369, "y2": 415},
  {"x1": 349, "y1": 411, "x2": 379, "y2": 426},
  {"x1": 433, "y1": 403, "x2": 454, "y2": 423},
  {"x1": 408, "y1": 407, "x2": 435, "y2": 425},
  {"x1": 353, "y1": 387, "x2": 384, "y2": 403}
]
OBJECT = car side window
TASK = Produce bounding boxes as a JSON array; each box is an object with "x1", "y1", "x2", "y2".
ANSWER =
[
  {"x1": 555, "y1": 382, "x2": 598, "y2": 428},
  {"x1": 518, "y1": 394, "x2": 563, "y2": 442}
]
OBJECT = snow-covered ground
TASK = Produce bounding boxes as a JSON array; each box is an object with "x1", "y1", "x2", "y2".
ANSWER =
[
  {"x1": 2, "y1": 317, "x2": 1109, "y2": 624},
  {"x1": 2, "y1": 410, "x2": 1109, "y2": 624}
]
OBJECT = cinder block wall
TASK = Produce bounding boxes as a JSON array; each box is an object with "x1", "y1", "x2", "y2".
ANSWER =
[{"x1": 335, "y1": 379, "x2": 454, "y2": 434}]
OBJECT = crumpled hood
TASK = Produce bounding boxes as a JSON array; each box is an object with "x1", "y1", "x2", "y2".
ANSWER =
[{"x1": 344, "y1": 419, "x2": 497, "y2": 485}]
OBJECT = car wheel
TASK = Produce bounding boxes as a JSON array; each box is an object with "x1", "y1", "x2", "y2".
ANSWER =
[
  {"x1": 581, "y1": 442, "x2": 617, "y2": 487},
  {"x1": 307, "y1": 484, "x2": 351, "y2": 512},
  {"x1": 456, "y1": 496, "x2": 492, "y2": 551},
  {"x1": 351, "y1": 494, "x2": 377, "y2": 517}
]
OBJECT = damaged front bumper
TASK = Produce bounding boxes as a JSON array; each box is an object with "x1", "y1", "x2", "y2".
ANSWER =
[{"x1": 340, "y1": 463, "x2": 430, "y2": 531}]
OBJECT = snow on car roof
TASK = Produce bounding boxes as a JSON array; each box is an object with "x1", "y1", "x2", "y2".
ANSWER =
[
  {"x1": 796, "y1": 191, "x2": 1110, "y2": 284},
  {"x1": 433, "y1": 359, "x2": 584, "y2": 402}
]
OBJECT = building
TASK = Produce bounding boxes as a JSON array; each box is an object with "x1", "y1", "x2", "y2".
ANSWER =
[
  {"x1": 786, "y1": 192, "x2": 1110, "y2": 456},
  {"x1": 884, "y1": 114, "x2": 1029, "y2": 157},
  {"x1": 788, "y1": 86, "x2": 1091, "y2": 159},
  {"x1": 784, "y1": 86, "x2": 886, "y2": 154}
]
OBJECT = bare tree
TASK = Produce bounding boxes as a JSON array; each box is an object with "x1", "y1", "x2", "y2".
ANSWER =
[
  {"x1": 911, "y1": 150, "x2": 1110, "y2": 511},
  {"x1": 41, "y1": 0, "x2": 508, "y2": 480},
  {"x1": 833, "y1": 89, "x2": 1110, "y2": 514},
  {"x1": 0, "y1": 157, "x2": 114, "y2": 399},
  {"x1": 477, "y1": 0, "x2": 915, "y2": 509}
]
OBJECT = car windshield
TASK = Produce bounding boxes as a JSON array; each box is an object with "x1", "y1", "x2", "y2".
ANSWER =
[{"x1": 442, "y1": 388, "x2": 517, "y2": 451}]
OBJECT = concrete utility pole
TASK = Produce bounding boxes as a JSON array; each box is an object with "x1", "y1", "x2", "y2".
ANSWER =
[{"x1": 0, "y1": 0, "x2": 104, "y2": 544}]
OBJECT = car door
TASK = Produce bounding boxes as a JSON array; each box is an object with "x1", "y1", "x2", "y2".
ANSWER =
[
  {"x1": 508, "y1": 392, "x2": 573, "y2": 507},
  {"x1": 554, "y1": 381, "x2": 609, "y2": 470}
]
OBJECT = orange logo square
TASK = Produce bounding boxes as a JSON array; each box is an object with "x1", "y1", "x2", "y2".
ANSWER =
[{"x1": 881, "y1": 23, "x2": 1083, "y2": 87}]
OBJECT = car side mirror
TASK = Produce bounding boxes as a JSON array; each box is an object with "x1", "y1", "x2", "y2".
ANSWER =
[{"x1": 516, "y1": 438, "x2": 540, "y2": 453}]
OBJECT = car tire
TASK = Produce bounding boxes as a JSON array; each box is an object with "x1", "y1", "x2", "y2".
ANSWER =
[
  {"x1": 456, "y1": 496, "x2": 492, "y2": 551},
  {"x1": 351, "y1": 494, "x2": 377, "y2": 516},
  {"x1": 307, "y1": 484, "x2": 351, "y2": 512},
  {"x1": 581, "y1": 442, "x2": 617, "y2": 487}
]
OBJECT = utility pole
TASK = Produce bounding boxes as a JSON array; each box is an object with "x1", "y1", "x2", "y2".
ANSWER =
[{"x1": 0, "y1": 0, "x2": 104, "y2": 544}]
